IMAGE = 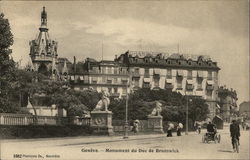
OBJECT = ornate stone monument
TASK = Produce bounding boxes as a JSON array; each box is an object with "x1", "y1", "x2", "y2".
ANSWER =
[
  {"x1": 91, "y1": 90, "x2": 114, "y2": 135},
  {"x1": 147, "y1": 101, "x2": 164, "y2": 133}
]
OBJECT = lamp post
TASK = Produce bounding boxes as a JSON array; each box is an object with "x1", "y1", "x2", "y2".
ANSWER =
[
  {"x1": 185, "y1": 95, "x2": 192, "y2": 135},
  {"x1": 123, "y1": 71, "x2": 129, "y2": 139}
]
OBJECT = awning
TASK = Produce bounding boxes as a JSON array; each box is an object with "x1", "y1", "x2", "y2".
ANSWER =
[
  {"x1": 79, "y1": 76, "x2": 84, "y2": 81},
  {"x1": 197, "y1": 71, "x2": 203, "y2": 77},
  {"x1": 207, "y1": 80, "x2": 214, "y2": 85},
  {"x1": 177, "y1": 70, "x2": 183, "y2": 76},
  {"x1": 166, "y1": 79, "x2": 173, "y2": 83},
  {"x1": 70, "y1": 76, "x2": 74, "y2": 80},
  {"x1": 186, "y1": 79, "x2": 194, "y2": 84},
  {"x1": 143, "y1": 78, "x2": 151, "y2": 83},
  {"x1": 154, "y1": 68, "x2": 161, "y2": 75}
]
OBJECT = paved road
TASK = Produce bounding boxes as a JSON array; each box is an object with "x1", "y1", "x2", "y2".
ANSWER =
[{"x1": 1, "y1": 129, "x2": 249, "y2": 160}]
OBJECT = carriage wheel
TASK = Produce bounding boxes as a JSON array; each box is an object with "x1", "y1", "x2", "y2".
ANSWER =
[{"x1": 217, "y1": 134, "x2": 221, "y2": 143}]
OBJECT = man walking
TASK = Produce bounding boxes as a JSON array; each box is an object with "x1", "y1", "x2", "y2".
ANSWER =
[{"x1": 230, "y1": 120, "x2": 240, "y2": 152}]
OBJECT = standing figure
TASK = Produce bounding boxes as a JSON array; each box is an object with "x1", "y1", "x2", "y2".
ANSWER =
[
  {"x1": 132, "y1": 120, "x2": 140, "y2": 133},
  {"x1": 167, "y1": 123, "x2": 174, "y2": 137},
  {"x1": 230, "y1": 120, "x2": 240, "y2": 152},
  {"x1": 177, "y1": 123, "x2": 183, "y2": 136}
]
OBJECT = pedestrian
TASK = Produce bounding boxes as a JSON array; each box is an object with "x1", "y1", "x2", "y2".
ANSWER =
[
  {"x1": 177, "y1": 123, "x2": 183, "y2": 136},
  {"x1": 132, "y1": 120, "x2": 139, "y2": 134},
  {"x1": 230, "y1": 120, "x2": 240, "y2": 152},
  {"x1": 167, "y1": 123, "x2": 174, "y2": 137}
]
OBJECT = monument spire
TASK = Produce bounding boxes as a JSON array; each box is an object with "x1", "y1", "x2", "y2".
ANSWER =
[{"x1": 39, "y1": 6, "x2": 48, "y2": 32}]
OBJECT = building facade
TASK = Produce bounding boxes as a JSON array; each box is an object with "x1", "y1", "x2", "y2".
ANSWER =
[
  {"x1": 218, "y1": 86, "x2": 238, "y2": 122},
  {"x1": 116, "y1": 51, "x2": 220, "y2": 118},
  {"x1": 28, "y1": 7, "x2": 221, "y2": 118}
]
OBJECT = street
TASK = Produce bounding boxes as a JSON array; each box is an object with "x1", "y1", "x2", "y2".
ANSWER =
[{"x1": 0, "y1": 129, "x2": 249, "y2": 160}]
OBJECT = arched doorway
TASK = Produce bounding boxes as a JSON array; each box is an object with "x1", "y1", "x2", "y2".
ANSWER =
[{"x1": 38, "y1": 63, "x2": 49, "y2": 76}]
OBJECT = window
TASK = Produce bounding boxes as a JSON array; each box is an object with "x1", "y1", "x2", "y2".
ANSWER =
[
  {"x1": 92, "y1": 77, "x2": 97, "y2": 84},
  {"x1": 113, "y1": 77, "x2": 118, "y2": 83},
  {"x1": 92, "y1": 67, "x2": 99, "y2": 73},
  {"x1": 134, "y1": 68, "x2": 140, "y2": 74},
  {"x1": 214, "y1": 72, "x2": 218, "y2": 80},
  {"x1": 108, "y1": 87, "x2": 112, "y2": 93},
  {"x1": 143, "y1": 82, "x2": 150, "y2": 88},
  {"x1": 207, "y1": 90, "x2": 212, "y2": 97},
  {"x1": 107, "y1": 67, "x2": 112, "y2": 74},
  {"x1": 107, "y1": 79, "x2": 112, "y2": 84},
  {"x1": 102, "y1": 76, "x2": 106, "y2": 83},
  {"x1": 122, "y1": 87, "x2": 127, "y2": 94},
  {"x1": 114, "y1": 67, "x2": 118, "y2": 74},
  {"x1": 187, "y1": 70, "x2": 192, "y2": 80},
  {"x1": 165, "y1": 83, "x2": 173, "y2": 89},
  {"x1": 122, "y1": 79, "x2": 128, "y2": 85},
  {"x1": 121, "y1": 68, "x2": 127, "y2": 74},
  {"x1": 134, "y1": 78, "x2": 140, "y2": 87},
  {"x1": 186, "y1": 84, "x2": 193, "y2": 90},
  {"x1": 101, "y1": 67, "x2": 106, "y2": 74},
  {"x1": 208, "y1": 71, "x2": 212, "y2": 80},
  {"x1": 166, "y1": 69, "x2": 172, "y2": 79},
  {"x1": 197, "y1": 77, "x2": 203, "y2": 90},
  {"x1": 177, "y1": 77, "x2": 182, "y2": 89},
  {"x1": 144, "y1": 68, "x2": 150, "y2": 78},
  {"x1": 154, "y1": 78, "x2": 159, "y2": 87},
  {"x1": 114, "y1": 87, "x2": 118, "y2": 93}
]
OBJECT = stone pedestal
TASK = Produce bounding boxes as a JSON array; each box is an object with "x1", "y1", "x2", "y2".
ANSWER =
[
  {"x1": 90, "y1": 111, "x2": 114, "y2": 136},
  {"x1": 147, "y1": 115, "x2": 164, "y2": 133}
]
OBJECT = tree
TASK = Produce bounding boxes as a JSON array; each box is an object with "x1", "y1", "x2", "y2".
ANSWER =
[
  {"x1": 67, "y1": 104, "x2": 89, "y2": 117},
  {"x1": 0, "y1": 13, "x2": 19, "y2": 113},
  {"x1": 187, "y1": 97, "x2": 209, "y2": 124}
]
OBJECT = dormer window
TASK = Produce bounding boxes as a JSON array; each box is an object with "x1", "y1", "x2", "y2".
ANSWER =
[
  {"x1": 155, "y1": 59, "x2": 158, "y2": 63},
  {"x1": 188, "y1": 61, "x2": 192, "y2": 65},
  {"x1": 199, "y1": 62, "x2": 201, "y2": 66},
  {"x1": 179, "y1": 61, "x2": 181, "y2": 65}
]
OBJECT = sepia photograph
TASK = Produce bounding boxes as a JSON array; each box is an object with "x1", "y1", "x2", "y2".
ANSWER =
[{"x1": 0, "y1": 0, "x2": 249, "y2": 160}]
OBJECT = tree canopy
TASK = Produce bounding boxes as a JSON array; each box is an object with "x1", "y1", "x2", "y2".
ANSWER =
[{"x1": 110, "y1": 88, "x2": 209, "y2": 125}]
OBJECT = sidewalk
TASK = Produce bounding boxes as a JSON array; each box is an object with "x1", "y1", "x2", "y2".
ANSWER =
[{"x1": 1, "y1": 131, "x2": 200, "y2": 147}]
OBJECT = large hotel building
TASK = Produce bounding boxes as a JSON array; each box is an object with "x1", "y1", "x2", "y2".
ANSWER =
[{"x1": 28, "y1": 7, "x2": 220, "y2": 118}]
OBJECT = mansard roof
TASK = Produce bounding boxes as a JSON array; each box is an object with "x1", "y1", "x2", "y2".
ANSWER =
[{"x1": 116, "y1": 50, "x2": 220, "y2": 70}]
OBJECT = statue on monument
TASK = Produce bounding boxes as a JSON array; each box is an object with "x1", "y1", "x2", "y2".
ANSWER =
[
  {"x1": 93, "y1": 90, "x2": 110, "y2": 111},
  {"x1": 149, "y1": 101, "x2": 162, "y2": 116}
]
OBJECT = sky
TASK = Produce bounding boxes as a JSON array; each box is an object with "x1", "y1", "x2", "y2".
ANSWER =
[{"x1": 0, "y1": 0, "x2": 249, "y2": 104}]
